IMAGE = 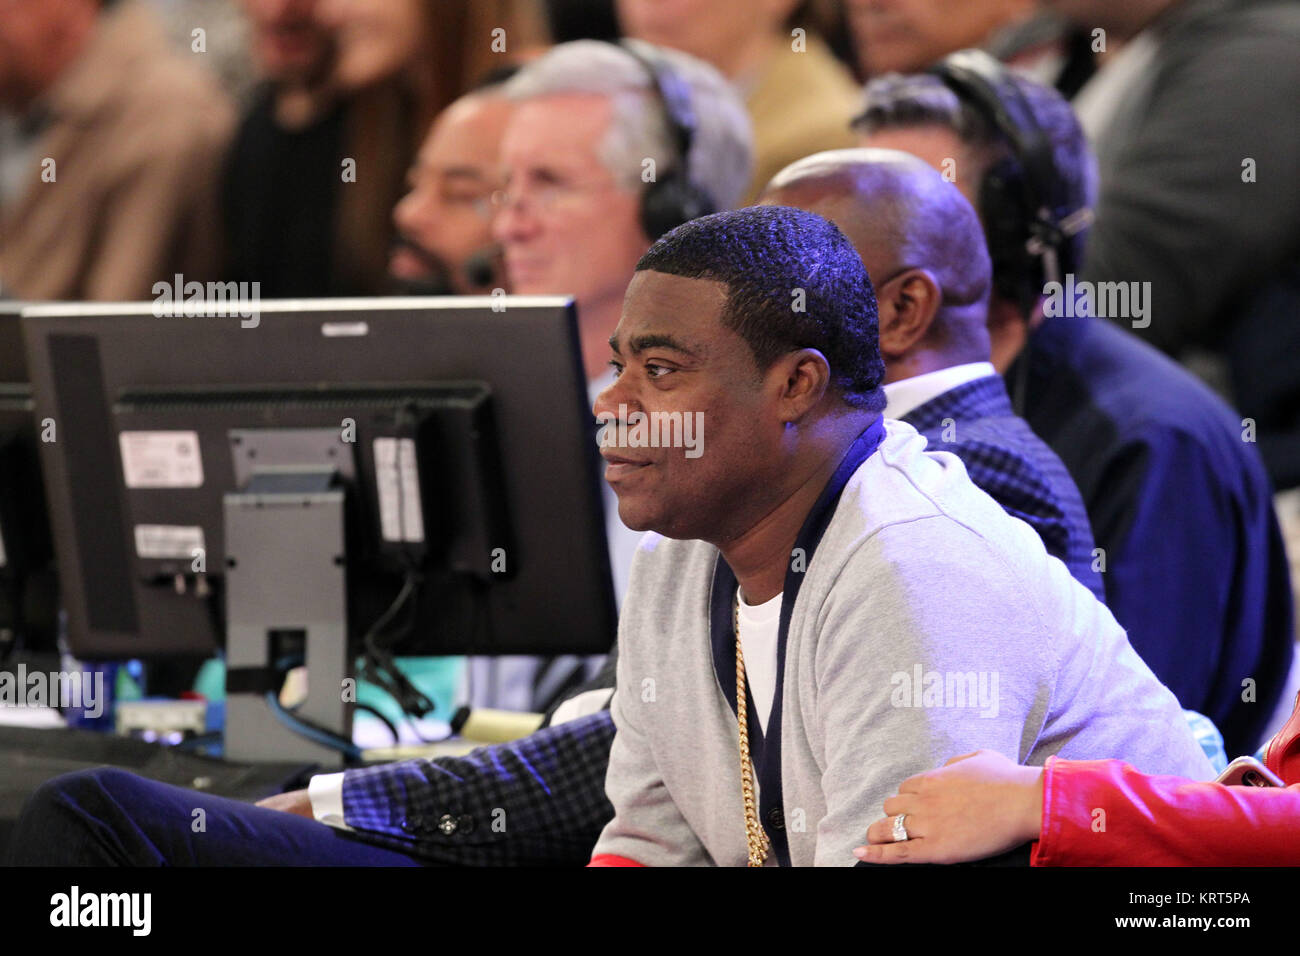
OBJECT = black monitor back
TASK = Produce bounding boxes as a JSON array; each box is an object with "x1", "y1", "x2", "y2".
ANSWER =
[
  {"x1": 0, "y1": 305, "x2": 57, "y2": 654},
  {"x1": 21, "y1": 297, "x2": 616, "y2": 660}
]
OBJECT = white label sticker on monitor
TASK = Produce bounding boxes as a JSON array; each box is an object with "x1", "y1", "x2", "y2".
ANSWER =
[
  {"x1": 119, "y1": 431, "x2": 204, "y2": 488},
  {"x1": 374, "y1": 437, "x2": 424, "y2": 543},
  {"x1": 134, "y1": 524, "x2": 205, "y2": 559}
]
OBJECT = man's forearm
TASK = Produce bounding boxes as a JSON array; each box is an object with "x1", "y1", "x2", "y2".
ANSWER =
[{"x1": 338, "y1": 710, "x2": 616, "y2": 866}]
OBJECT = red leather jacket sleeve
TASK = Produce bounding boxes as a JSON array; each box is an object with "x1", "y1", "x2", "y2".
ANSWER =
[{"x1": 1031, "y1": 756, "x2": 1300, "y2": 866}]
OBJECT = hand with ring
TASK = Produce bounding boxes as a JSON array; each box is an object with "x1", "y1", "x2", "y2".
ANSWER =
[{"x1": 854, "y1": 750, "x2": 1044, "y2": 864}]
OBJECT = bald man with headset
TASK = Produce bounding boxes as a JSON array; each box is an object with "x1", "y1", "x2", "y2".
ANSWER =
[{"x1": 761, "y1": 147, "x2": 1103, "y2": 601}]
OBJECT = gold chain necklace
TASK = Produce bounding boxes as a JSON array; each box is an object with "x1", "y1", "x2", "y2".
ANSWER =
[{"x1": 735, "y1": 595, "x2": 770, "y2": 867}]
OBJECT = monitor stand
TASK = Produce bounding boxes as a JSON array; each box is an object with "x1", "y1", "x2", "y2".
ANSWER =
[{"x1": 223, "y1": 467, "x2": 352, "y2": 766}]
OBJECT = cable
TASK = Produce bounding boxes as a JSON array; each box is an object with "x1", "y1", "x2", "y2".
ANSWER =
[
  {"x1": 353, "y1": 702, "x2": 400, "y2": 744},
  {"x1": 261, "y1": 653, "x2": 363, "y2": 761},
  {"x1": 173, "y1": 731, "x2": 222, "y2": 754},
  {"x1": 264, "y1": 689, "x2": 362, "y2": 761},
  {"x1": 352, "y1": 404, "x2": 435, "y2": 724},
  {"x1": 356, "y1": 569, "x2": 436, "y2": 719},
  {"x1": 354, "y1": 402, "x2": 495, "y2": 738}
]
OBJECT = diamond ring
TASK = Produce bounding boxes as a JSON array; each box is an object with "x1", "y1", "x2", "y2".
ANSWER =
[{"x1": 891, "y1": 813, "x2": 910, "y2": 842}]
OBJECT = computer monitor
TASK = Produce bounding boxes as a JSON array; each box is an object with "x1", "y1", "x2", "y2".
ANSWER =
[
  {"x1": 22, "y1": 297, "x2": 617, "y2": 762},
  {"x1": 0, "y1": 304, "x2": 58, "y2": 659}
]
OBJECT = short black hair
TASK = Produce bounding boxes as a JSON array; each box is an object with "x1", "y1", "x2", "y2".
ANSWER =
[
  {"x1": 635, "y1": 206, "x2": 886, "y2": 411},
  {"x1": 854, "y1": 70, "x2": 1095, "y2": 307}
]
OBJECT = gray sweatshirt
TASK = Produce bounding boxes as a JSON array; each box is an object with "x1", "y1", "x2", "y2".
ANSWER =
[{"x1": 593, "y1": 420, "x2": 1215, "y2": 866}]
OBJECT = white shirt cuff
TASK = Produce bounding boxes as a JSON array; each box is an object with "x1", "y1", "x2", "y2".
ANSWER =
[
  {"x1": 306, "y1": 772, "x2": 352, "y2": 831},
  {"x1": 548, "y1": 688, "x2": 615, "y2": 727}
]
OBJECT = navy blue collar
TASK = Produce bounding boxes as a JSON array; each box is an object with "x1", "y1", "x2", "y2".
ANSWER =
[{"x1": 707, "y1": 414, "x2": 886, "y2": 865}]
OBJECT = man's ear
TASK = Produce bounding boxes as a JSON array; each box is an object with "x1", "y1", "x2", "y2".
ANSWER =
[
  {"x1": 876, "y1": 269, "x2": 943, "y2": 358},
  {"x1": 773, "y1": 348, "x2": 831, "y2": 423}
]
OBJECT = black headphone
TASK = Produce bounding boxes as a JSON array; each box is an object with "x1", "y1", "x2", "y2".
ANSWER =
[
  {"x1": 616, "y1": 41, "x2": 717, "y2": 240},
  {"x1": 928, "y1": 49, "x2": 1090, "y2": 315}
]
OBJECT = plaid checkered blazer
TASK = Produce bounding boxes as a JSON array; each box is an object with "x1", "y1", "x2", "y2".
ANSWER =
[
  {"x1": 338, "y1": 375, "x2": 1103, "y2": 865},
  {"x1": 341, "y1": 709, "x2": 616, "y2": 866},
  {"x1": 900, "y1": 374, "x2": 1105, "y2": 600}
]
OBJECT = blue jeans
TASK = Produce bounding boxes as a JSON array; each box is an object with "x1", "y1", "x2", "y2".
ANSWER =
[{"x1": 5, "y1": 767, "x2": 429, "y2": 866}]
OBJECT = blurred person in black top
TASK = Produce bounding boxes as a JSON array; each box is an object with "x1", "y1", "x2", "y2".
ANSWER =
[
  {"x1": 222, "y1": 0, "x2": 508, "y2": 297},
  {"x1": 221, "y1": 0, "x2": 339, "y2": 297},
  {"x1": 1049, "y1": 0, "x2": 1300, "y2": 495}
]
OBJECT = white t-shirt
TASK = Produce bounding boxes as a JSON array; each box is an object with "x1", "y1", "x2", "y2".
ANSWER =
[{"x1": 736, "y1": 588, "x2": 783, "y2": 735}]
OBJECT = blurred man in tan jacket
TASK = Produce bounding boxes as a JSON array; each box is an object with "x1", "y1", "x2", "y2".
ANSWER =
[{"x1": 0, "y1": 0, "x2": 233, "y2": 301}]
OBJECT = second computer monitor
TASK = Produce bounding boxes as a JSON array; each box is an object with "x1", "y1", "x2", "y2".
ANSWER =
[{"x1": 22, "y1": 297, "x2": 617, "y2": 661}]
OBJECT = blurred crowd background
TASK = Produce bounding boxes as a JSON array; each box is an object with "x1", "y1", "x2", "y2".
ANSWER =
[{"x1": 2, "y1": 0, "x2": 1295, "y2": 460}]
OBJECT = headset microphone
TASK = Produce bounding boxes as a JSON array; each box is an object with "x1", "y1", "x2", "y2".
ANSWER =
[
  {"x1": 463, "y1": 245, "x2": 501, "y2": 290},
  {"x1": 928, "y1": 49, "x2": 1095, "y2": 418},
  {"x1": 928, "y1": 49, "x2": 1090, "y2": 317}
]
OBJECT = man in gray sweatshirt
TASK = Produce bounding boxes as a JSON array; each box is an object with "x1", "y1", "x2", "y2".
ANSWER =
[{"x1": 589, "y1": 205, "x2": 1213, "y2": 867}]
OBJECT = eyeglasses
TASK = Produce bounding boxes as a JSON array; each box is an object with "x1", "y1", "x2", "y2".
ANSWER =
[{"x1": 490, "y1": 177, "x2": 619, "y2": 216}]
